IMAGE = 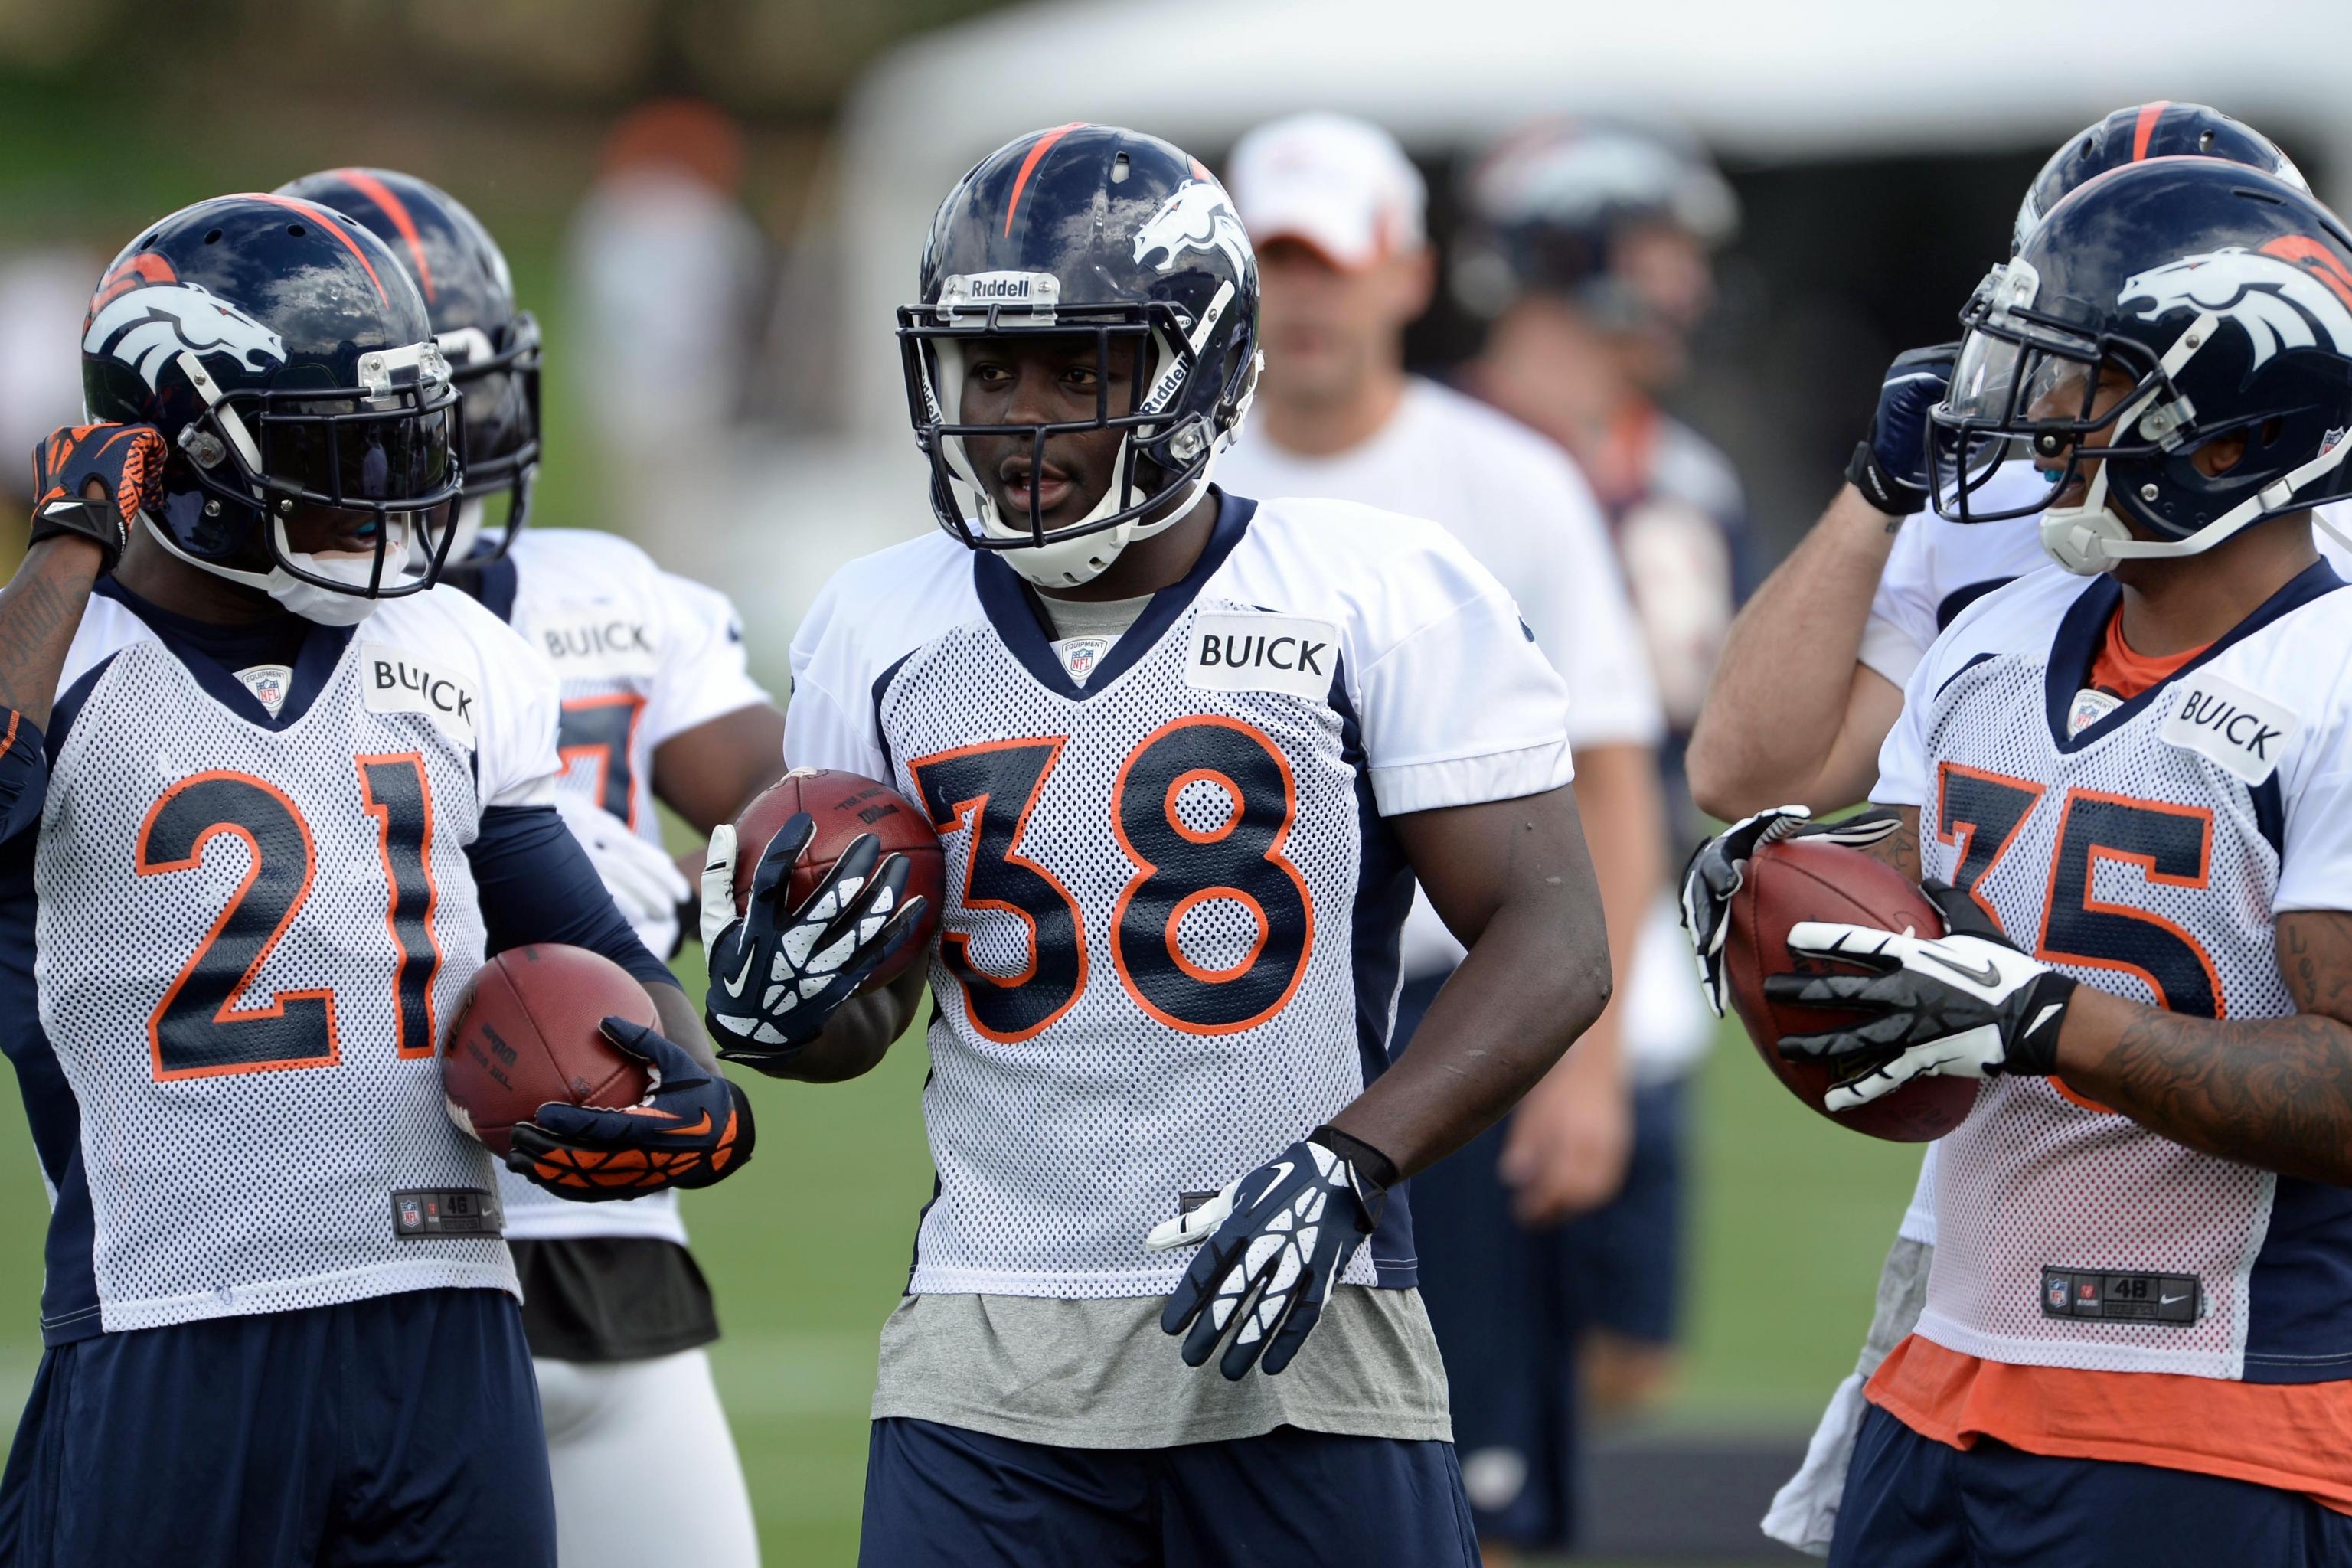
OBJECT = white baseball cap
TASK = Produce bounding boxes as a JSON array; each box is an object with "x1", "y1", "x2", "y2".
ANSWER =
[{"x1": 1226, "y1": 113, "x2": 1427, "y2": 270}]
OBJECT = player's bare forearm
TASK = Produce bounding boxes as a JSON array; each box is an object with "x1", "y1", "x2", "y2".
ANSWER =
[
  {"x1": 759, "y1": 965, "x2": 925, "y2": 1083},
  {"x1": 654, "y1": 703, "x2": 788, "y2": 833},
  {"x1": 1687, "y1": 486, "x2": 1906, "y2": 819},
  {"x1": 648, "y1": 982, "x2": 726, "y2": 1075},
  {"x1": 1331, "y1": 784, "x2": 1612, "y2": 1178},
  {"x1": 2051, "y1": 911, "x2": 2352, "y2": 1186},
  {"x1": 0, "y1": 537, "x2": 101, "y2": 727},
  {"x1": 1855, "y1": 804, "x2": 1922, "y2": 884}
]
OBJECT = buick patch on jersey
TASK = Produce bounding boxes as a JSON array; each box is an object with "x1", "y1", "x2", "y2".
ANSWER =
[
  {"x1": 1184, "y1": 612, "x2": 1337, "y2": 701},
  {"x1": 2158, "y1": 673, "x2": 2296, "y2": 785},
  {"x1": 360, "y1": 642, "x2": 478, "y2": 747}
]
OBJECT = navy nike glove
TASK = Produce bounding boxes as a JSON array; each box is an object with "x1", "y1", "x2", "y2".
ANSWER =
[
  {"x1": 1765, "y1": 881, "x2": 2077, "y2": 1110},
  {"x1": 506, "y1": 1016, "x2": 754, "y2": 1200},
  {"x1": 1148, "y1": 1135, "x2": 1387, "y2": 1380},
  {"x1": 30, "y1": 422, "x2": 165, "y2": 573},
  {"x1": 698, "y1": 813, "x2": 927, "y2": 1072},
  {"x1": 1845, "y1": 344, "x2": 1958, "y2": 516},
  {"x1": 1680, "y1": 806, "x2": 1905, "y2": 1018}
]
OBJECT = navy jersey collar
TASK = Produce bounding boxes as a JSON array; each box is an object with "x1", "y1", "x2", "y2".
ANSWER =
[
  {"x1": 443, "y1": 548, "x2": 520, "y2": 625},
  {"x1": 972, "y1": 489, "x2": 1257, "y2": 701},
  {"x1": 95, "y1": 577, "x2": 354, "y2": 731},
  {"x1": 2044, "y1": 558, "x2": 2345, "y2": 750}
]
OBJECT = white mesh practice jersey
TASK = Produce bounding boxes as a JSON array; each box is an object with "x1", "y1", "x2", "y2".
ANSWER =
[
  {"x1": 475, "y1": 528, "x2": 769, "y2": 1245},
  {"x1": 1860, "y1": 472, "x2": 2352, "y2": 690},
  {"x1": 786, "y1": 495, "x2": 1576, "y2": 1298},
  {"x1": 26, "y1": 585, "x2": 559, "y2": 1338},
  {"x1": 1876, "y1": 560, "x2": 2352, "y2": 1382}
]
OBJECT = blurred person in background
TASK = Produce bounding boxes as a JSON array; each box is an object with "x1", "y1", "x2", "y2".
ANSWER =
[
  {"x1": 281, "y1": 167, "x2": 779, "y2": 1568},
  {"x1": 565, "y1": 100, "x2": 767, "y2": 546},
  {"x1": 1677, "y1": 103, "x2": 2341, "y2": 1558},
  {"x1": 1215, "y1": 111, "x2": 1665, "y2": 1563},
  {"x1": 0, "y1": 247, "x2": 96, "y2": 521},
  {"x1": 1453, "y1": 115, "x2": 1740, "y2": 1452}
]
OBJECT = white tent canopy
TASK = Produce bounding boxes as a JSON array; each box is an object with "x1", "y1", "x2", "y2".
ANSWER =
[{"x1": 835, "y1": 0, "x2": 2352, "y2": 437}]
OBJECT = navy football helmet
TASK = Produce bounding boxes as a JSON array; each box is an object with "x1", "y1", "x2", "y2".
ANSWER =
[
  {"x1": 276, "y1": 168, "x2": 541, "y2": 560},
  {"x1": 1929, "y1": 158, "x2": 2352, "y2": 573},
  {"x1": 1452, "y1": 120, "x2": 1737, "y2": 323},
  {"x1": 897, "y1": 123, "x2": 1261, "y2": 588},
  {"x1": 2012, "y1": 103, "x2": 2306, "y2": 256},
  {"x1": 82, "y1": 194, "x2": 462, "y2": 602}
]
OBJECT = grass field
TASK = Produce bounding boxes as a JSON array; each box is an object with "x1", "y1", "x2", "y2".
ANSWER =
[{"x1": 0, "y1": 935, "x2": 1924, "y2": 1563}]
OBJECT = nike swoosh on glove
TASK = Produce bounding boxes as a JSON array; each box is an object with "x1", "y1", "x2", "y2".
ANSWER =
[
  {"x1": 507, "y1": 1016, "x2": 754, "y2": 1200},
  {"x1": 700, "y1": 814, "x2": 927, "y2": 1070},
  {"x1": 1680, "y1": 805, "x2": 1905, "y2": 1018},
  {"x1": 30, "y1": 423, "x2": 165, "y2": 573},
  {"x1": 1148, "y1": 1137, "x2": 1385, "y2": 1380},
  {"x1": 1766, "y1": 882, "x2": 2076, "y2": 1110}
]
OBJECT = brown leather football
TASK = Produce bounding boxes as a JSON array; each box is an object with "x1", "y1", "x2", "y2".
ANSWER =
[
  {"x1": 1726, "y1": 836, "x2": 1980, "y2": 1142},
  {"x1": 728, "y1": 769, "x2": 945, "y2": 991}
]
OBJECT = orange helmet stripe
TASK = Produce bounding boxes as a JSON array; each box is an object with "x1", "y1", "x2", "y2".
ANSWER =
[
  {"x1": 334, "y1": 169, "x2": 435, "y2": 302},
  {"x1": 2131, "y1": 101, "x2": 2172, "y2": 163},
  {"x1": 1004, "y1": 122, "x2": 1087, "y2": 238},
  {"x1": 240, "y1": 194, "x2": 390, "y2": 306}
]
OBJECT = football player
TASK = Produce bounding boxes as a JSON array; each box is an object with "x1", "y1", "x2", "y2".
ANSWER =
[
  {"x1": 1213, "y1": 111, "x2": 1670, "y2": 1556},
  {"x1": 1675, "y1": 103, "x2": 2341, "y2": 1555},
  {"x1": 1712, "y1": 158, "x2": 2352, "y2": 1563},
  {"x1": 275, "y1": 167, "x2": 776, "y2": 1568},
  {"x1": 0, "y1": 195, "x2": 753, "y2": 1568},
  {"x1": 704, "y1": 123, "x2": 1615, "y2": 1567}
]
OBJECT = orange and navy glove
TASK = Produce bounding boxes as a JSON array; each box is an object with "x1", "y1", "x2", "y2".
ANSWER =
[
  {"x1": 31, "y1": 423, "x2": 165, "y2": 573},
  {"x1": 505, "y1": 1016, "x2": 755, "y2": 1201}
]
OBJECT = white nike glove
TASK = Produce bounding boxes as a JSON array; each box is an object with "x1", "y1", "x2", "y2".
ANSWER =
[
  {"x1": 1679, "y1": 805, "x2": 1905, "y2": 1017},
  {"x1": 1766, "y1": 883, "x2": 2077, "y2": 1111},
  {"x1": 554, "y1": 793, "x2": 691, "y2": 933}
]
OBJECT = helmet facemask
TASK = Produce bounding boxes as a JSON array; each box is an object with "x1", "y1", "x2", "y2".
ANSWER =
[
  {"x1": 1928, "y1": 256, "x2": 2352, "y2": 573},
  {"x1": 897, "y1": 283, "x2": 1252, "y2": 589},
  {"x1": 425, "y1": 311, "x2": 541, "y2": 565},
  {"x1": 166, "y1": 335, "x2": 467, "y2": 602}
]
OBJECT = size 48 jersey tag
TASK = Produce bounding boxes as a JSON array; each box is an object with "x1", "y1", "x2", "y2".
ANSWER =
[{"x1": 2042, "y1": 1267, "x2": 2199, "y2": 1325}]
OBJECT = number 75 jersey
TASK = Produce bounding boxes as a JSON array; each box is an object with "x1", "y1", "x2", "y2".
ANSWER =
[
  {"x1": 1875, "y1": 560, "x2": 2352, "y2": 1383},
  {"x1": 785, "y1": 494, "x2": 1576, "y2": 1299}
]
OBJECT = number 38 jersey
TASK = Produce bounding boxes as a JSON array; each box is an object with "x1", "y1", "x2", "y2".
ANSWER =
[
  {"x1": 11, "y1": 583, "x2": 560, "y2": 1342},
  {"x1": 786, "y1": 493, "x2": 1576, "y2": 1298},
  {"x1": 1876, "y1": 560, "x2": 2352, "y2": 1383}
]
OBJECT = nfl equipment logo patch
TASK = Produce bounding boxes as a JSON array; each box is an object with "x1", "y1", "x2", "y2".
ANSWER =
[
  {"x1": 237, "y1": 662, "x2": 292, "y2": 718},
  {"x1": 1053, "y1": 635, "x2": 1114, "y2": 687},
  {"x1": 398, "y1": 1197, "x2": 422, "y2": 1232}
]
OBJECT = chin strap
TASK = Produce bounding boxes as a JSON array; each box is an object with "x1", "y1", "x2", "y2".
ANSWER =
[{"x1": 2041, "y1": 438, "x2": 2352, "y2": 575}]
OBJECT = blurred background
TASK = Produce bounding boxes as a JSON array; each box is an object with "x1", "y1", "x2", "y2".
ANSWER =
[{"x1": 2, "y1": 0, "x2": 2349, "y2": 1561}]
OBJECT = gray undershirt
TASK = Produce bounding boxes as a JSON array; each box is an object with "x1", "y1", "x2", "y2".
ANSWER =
[{"x1": 876, "y1": 590, "x2": 1450, "y2": 1449}]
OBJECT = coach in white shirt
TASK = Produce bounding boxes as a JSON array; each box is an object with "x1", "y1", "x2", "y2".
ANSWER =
[{"x1": 1218, "y1": 112, "x2": 1690, "y2": 1556}]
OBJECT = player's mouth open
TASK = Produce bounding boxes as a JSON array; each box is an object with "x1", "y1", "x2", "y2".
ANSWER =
[{"x1": 1000, "y1": 457, "x2": 1074, "y2": 514}]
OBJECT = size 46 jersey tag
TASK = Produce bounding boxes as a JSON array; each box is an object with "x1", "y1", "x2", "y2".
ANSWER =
[{"x1": 391, "y1": 1187, "x2": 503, "y2": 1239}]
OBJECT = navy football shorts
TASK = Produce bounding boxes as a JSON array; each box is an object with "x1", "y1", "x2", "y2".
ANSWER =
[
  {"x1": 1401, "y1": 972, "x2": 1690, "y2": 1550},
  {"x1": 859, "y1": 1417, "x2": 1478, "y2": 1567},
  {"x1": 0, "y1": 1287, "x2": 553, "y2": 1568},
  {"x1": 1831, "y1": 1403, "x2": 2352, "y2": 1567}
]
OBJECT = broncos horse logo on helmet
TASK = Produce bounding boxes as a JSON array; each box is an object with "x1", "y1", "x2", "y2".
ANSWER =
[
  {"x1": 2122, "y1": 245, "x2": 2352, "y2": 371},
  {"x1": 84, "y1": 279, "x2": 286, "y2": 389},
  {"x1": 1133, "y1": 178, "x2": 1254, "y2": 281}
]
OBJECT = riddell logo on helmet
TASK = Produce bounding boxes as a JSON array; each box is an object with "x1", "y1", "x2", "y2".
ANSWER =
[
  {"x1": 83, "y1": 279, "x2": 286, "y2": 390},
  {"x1": 939, "y1": 271, "x2": 1061, "y2": 317},
  {"x1": 2120, "y1": 240, "x2": 2352, "y2": 369}
]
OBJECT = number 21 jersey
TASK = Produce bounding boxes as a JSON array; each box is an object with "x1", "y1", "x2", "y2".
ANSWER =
[{"x1": 785, "y1": 493, "x2": 1576, "y2": 1298}]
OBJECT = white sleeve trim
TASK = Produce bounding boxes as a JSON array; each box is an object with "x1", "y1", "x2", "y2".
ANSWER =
[
  {"x1": 1370, "y1": 737, "x2": 1575, "y2": 817},
  {"x1": 488, "y1": 773, "x2": 559, "y2": 811},
  {"x1": 1857, "y1": 610, "x2": 1928, "y2": 689}
]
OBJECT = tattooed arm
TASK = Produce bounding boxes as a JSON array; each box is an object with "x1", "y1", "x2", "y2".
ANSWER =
[
  {"x1": 0, "y1": 536, "x2": 101, "y2": 729},
  {"x1": 1855, "y1": 804, "x2": 1922, "y2": 884},
  {"x1": 2052, "y1": 910, "x2": 2352, "y2": 1187}
]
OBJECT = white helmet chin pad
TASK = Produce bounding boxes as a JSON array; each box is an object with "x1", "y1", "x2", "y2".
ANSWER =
[{"x1": 142, "y1": 511, "x2": 423, "y2": 625}]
